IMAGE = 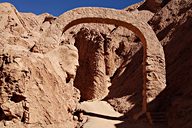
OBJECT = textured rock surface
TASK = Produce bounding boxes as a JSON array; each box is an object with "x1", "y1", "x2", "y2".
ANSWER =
[
  {"x1": 138, "y1": 0, "x2": 171, "y2": 12},
  {"x1": 149, "y1": 0, "x2": 192, "y2": 127},
  {"x1": 73, "y1": 8, "x2": 154, "y2": 102},
  {"x1": 0, "y1": 3, "x2": 80, "y2": 128},
  {"x1": 74, "y1": 27, "x2": 110, "y2": 100},
  {"x1": 0, "y1": 44, "x2": 80, "y2": 128},
  {"x1": 107, "y1": 0, "x2": 192, "y2": 127},
  {"x1": 0, "y1": 0, "x2": 191, "y2": 128},
  {"x1": 55, "y1": 7, "x2": 166, "y2": 107}
]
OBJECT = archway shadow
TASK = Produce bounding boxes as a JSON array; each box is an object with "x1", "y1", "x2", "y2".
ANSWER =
[
  {"x1": 83, "y1": 109, "x2": 150, "y2": 128},
  {"x1": 84, "y1": 111, "x2": 125, "y2": 120}
]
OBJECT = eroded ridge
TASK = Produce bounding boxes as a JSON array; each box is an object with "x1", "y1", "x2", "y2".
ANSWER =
[{"x1": 52, "y1": 7, "x2": 166, "y2": 117}]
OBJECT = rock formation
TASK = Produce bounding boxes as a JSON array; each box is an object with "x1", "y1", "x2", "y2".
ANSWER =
[
  {"x1": 0, "y1": 0, "x2": 191, "y2": 127},
  {"x1": 56, "y1": 7, "x2": 166, "y2": 120},
  {"x1": 0, "y1": 45, "x2": 80, "y2": 128},
  {"x1": 107, "y1": 0, "x2": 192, "y2": 127},
  {"x1": 0, "y1": 3, "x2": 80, "y2": 128}
]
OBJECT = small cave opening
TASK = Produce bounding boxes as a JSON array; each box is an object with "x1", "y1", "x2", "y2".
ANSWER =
[
  {"x1": 4, "y1": 75, "x2": 11, "y2": 83},
  {"x1": 10, "y1": 93, "x2": 26, "y2": 103}
]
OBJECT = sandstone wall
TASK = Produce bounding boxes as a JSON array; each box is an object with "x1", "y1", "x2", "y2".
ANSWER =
[
  {"x1": 107, "y1": 0, "x2": 192, "y2": 127},
  {"x1": 0, "y1": 0, "x2": 191, "y2": 127},
  {"x1": 0, "y1": 3, "x2": 80, "y2": 128}
]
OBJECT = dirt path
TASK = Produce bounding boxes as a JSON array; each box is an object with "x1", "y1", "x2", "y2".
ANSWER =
[
  {"x1": 79, "y1": 101, "x2": 124, "y2": 128},
  {"x1": 79, "y1": 101, "x2": 151, "y2": 128}
]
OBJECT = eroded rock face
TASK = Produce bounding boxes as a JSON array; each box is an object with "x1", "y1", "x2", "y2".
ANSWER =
[
  {"x1": 74, "y1": 27, "x2": 110, "y2": 100},
  {"x1": 0, "y1": 45, "x2": 80, "y2": 128},
  {"x1": 107, "y1": 0, "x2": 192, "y2": 127},
  {"x1": 0, "y1": 3, "x2": 167, "y2": 126},
  {"x1": 0, "y1": 3, "x2": 80, "y2": 127},
  {"x1": 149, "y1": 0, "x2": 192, "y2": 127},
  {"x1": 138, "y1": 0, "x2": 171, "y2": 12},
  {"x1": 56, "y1": 8, "x2": 166, "y2": 111},
  {"x1": 0, "y1": 0, "x2": 191, "y2": 127}
]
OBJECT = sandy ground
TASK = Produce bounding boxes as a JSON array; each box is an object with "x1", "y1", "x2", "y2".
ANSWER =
[
  {"x1": 80, "y1": 101, "x2": 124, "y2": 128},
  {"x1": 79, "y1": 101, "x2": 153, "y2": 128}
]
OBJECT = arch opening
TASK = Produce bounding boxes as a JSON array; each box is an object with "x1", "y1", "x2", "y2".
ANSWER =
[{"x1": 60, "y1": 7, "x2": 166, "y2": 120}]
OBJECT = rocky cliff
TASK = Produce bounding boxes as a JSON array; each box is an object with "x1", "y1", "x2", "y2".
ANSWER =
[
  {"x1": 107, "y1": 0, "x2": 192, "y2": 127},
  {"x1": 0, "y1": 3, "x2": 80, "y2": 128},
  {"x1": 0, "y1": 0, "x2": 191, "y2": 128}
]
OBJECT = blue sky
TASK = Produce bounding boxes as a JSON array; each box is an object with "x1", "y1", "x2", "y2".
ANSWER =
[{"x1": 0, "y1": 0, "x2": 143, "y2": 16}]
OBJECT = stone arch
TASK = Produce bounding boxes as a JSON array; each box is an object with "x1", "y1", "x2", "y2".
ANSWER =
[{"x1": 60, "y1": 7, "x2": 166, "y2": 116}]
